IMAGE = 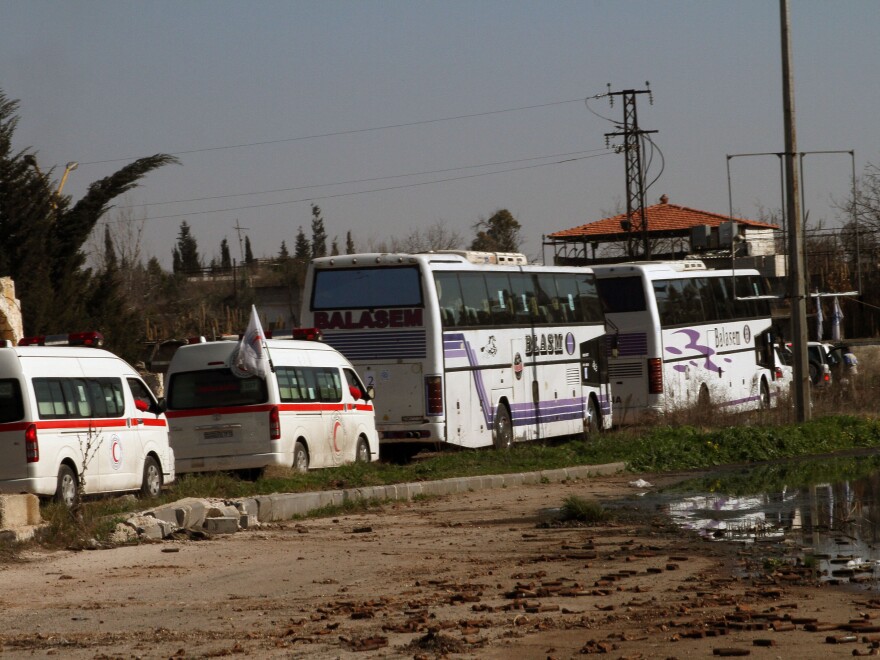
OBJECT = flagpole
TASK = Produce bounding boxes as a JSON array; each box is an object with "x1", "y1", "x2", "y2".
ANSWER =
[{"x1": 253, "y1": 305, "x2": 276, "y2": 374}]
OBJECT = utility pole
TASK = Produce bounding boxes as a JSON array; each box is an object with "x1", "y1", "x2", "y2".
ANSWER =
[
  {"x1": 604, "y1": 84, "x2": 657, "y2": 259},
  {"x1": 780, "y1": 0, "x2": 810, "y2": 422}
]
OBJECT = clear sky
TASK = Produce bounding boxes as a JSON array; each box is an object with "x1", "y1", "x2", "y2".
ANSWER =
[{"x1": 3, "y1": 0, "x2": 879, "y2": 267}]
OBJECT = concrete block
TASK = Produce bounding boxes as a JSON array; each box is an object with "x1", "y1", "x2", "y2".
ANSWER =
[
  {"x1": 239, "y1": 513, "x2": 258, "y2": 529},
  {"x1": 170, "y1": 498, "x2": 207, "y2": 529},
  {"x1": 145, "y1": 504, "x2": 179, "y2": 527},
  {"x1": 0, "y1": 494, "x2": 41, "y2": 528},
  {"x1": 128, "y1": 515, "x2": 167, "y2": 540},
  {"x1": 234, "y1": 498, "x2": 259, "y2": 518},
  {"x1": 203, "y1": 516, "x2": 239, "y2": 534}
]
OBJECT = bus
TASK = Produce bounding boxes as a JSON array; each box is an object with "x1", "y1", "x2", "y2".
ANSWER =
[
  {"x1": 591, "y1": 260, "x2": 779, "y2": 424},
  {"x1": 300, "y1": 251, "x2": 612, "y2": 450}
]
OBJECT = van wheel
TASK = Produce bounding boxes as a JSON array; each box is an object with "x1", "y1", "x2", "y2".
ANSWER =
[
  {"x1": 140, "y1": 456, "x2": 162, "y2": 498},
  {"x1": 493, "y1": 404, "x2": 513, "y2": 450},
  {"x1": 54, "y1": 464, "x2": 78, "y2": 508},
  {"x1": 355, "y1": 437, "x2": 370, "y2": 463},
  {"x1": 293, "y1": 441, "x2": 309, "y2": 473}
]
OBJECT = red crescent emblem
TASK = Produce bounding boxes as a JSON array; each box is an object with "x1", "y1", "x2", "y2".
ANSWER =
[{"x1": 332, "y1": 420, "x2": 342, "y2": 453}]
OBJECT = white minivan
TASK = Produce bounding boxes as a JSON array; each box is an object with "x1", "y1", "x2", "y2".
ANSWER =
[
  {"x1": 164, "y1": 337, "x2": 379, "y2": 476},
  {"x1": 0, "y1": 337, "x2": 175, "y2": 506}
]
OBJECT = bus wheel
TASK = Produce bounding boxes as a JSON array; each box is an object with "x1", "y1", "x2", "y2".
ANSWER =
[
  {"x1": 584, "y1": 397, "x2": 600, "y2": 438},
  {"x1": 493, "y1": 405, "x2": 513, "y2": 450},
  {"x1": 293, "y1": 441, "x2": 310, "y2": 472},
  {"x1": 140, "y1": 456, "x2": 162, "y2": 498},
  {"x1": 355, "y1": 436, "x2": 370, "y2": 463},
  {"x1": 54, "y1": 464, "x2": 78, "y2": 508},
  {"x1": 760, "y1": 379, "x2": 771, "y2": 410}
]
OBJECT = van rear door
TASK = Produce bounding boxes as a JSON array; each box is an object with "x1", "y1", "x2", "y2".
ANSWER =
[
  {"x1": 0, "y1": 377, "x2": 27, "y2": 483},
  {"x1": 166, "y1": 368, "x2": 270, "y2": 471}
]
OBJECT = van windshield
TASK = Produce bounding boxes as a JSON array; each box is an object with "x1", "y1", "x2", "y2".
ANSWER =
[{"x1": 167, "y1": 369, "x2": 268, "y2": 410}]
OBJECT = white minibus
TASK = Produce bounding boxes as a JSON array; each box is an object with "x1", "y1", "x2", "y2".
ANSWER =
[
  {"x1": 0, "y1": 334, "x2": 175, "y2": 506},
  {"x1": 165, "y1": 337, "x2": 379, "y2": 476}
]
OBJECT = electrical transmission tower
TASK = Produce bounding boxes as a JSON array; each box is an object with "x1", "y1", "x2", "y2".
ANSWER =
[{"x1": 604, "y1": 84, "x2": 657, "y2": 259}]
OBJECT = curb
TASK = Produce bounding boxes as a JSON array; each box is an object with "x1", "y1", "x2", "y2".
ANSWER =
[{"x1": 251, "y1": 461, "x2": 627, "y2": 522}]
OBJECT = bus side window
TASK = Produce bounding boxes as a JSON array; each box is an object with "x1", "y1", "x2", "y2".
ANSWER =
[{"x1": 458, "y1": 272, "x2": 491, "y2": 328}]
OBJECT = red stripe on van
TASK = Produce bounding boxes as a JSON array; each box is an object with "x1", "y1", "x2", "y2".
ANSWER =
[
  {"x1": 142, "y1": 419, "x2": 168, "y2": 427},
  {"x1": 165, "y1": 402, "x2": 368, "y2": 418},
  {"x1": 34, "y1": 419, "x2": 128, "y2": 430},
  {"x1": 166, "y1": 404, "x2": 276, "y2": 418},
  {"x1": 0, "y1": 421, "x2": 31, "y2": 432}
]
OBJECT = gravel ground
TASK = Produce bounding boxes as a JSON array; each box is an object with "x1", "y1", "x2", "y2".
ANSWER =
[{"x1": 0, "y1": 471, "x2": 875, "y2": 659}]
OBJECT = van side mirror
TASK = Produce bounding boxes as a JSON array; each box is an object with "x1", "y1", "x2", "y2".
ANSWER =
[
  {"x1": 366, "y1": 385, "x2": 375, "y2": 401},
  {"x1": 156, "y1": 398, "x2": 167, "y2": 414}
]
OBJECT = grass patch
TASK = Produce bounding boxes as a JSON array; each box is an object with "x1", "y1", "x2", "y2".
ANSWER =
[
  {"x1": 559, "y1": 495, "x2": 609, "y2": 523},
  {"x1": 26, "y1": 413, "x2": 880, "y2": 550}
]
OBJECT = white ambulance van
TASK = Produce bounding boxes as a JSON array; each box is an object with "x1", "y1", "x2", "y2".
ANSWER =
[
  {"x1": 164, "y1": 336, "x2": 379, "y2": 476},
  {"x1": 0, "y1": 333, "x2": 175, "y2": 506}
]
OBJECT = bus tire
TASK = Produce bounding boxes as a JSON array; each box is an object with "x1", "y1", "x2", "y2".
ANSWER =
[
  {"x1": 54, "y1": 464, "x2": 78, "y2": 508},
  {"x1": 293, "y1": 441, "x2": 310, "y2": 472},
  {"x1": 140, "y1": 455, "x2": 163, "y2": 498},
  {"x1": 493, "y1": 404, "x2": 513, "y2": 450},
  {"x1": 355, "y1": 436, "x2": 370, "y2": 463},
  {"x1": 584, "y1": 396, "x2": 600, "y2": 438},
  {"x1": 759, "y1": 378, "x2": 771, "y2": 410}
]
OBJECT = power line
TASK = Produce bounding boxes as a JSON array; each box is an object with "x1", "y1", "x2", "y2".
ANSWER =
[
  {"x1": 79, "y1": 97, "x2": 593, "y2": 167},
  {"x1": 120, "y1": 148, "x2": 611, "y2": 209},
  {"x1": 108, "y1": 151, "x2": 614, "y2": 224}
]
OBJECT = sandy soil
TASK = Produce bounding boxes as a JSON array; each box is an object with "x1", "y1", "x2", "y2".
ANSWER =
[{"x1": 0, "y1": 472, "x2": 877, "y2": 659}]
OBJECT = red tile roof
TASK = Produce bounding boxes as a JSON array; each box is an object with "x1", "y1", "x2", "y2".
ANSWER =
[{"x1": 547, "y1": 199, "x2": 779, "y2": 240}]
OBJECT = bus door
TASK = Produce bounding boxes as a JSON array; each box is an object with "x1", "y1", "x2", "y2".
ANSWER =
[
  {"x1": 580, "y1": 336, "x2": 608, "y2": 424},
  {"x1": 509, "y1": 335, "x2": 535, "y2": 442}
]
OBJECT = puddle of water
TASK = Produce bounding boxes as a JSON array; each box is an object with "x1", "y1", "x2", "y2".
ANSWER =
[{"x1": 638, "y1": 452, "x2": 880, "y2": 588}]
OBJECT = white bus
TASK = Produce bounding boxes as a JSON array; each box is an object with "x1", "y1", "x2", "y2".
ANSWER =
[
  {"x1": 300, "y1": 251, "x2": 612, "y2": 451},
  {"x1": 591, "y1": 261, "x2": 779, "y2": 424}
]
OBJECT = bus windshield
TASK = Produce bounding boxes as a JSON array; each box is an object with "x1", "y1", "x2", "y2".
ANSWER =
[{"x1": 312, "y1": 266, "x2": 423, "y2": 310}]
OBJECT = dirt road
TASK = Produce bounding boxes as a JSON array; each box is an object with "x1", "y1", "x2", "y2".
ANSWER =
[{"x1": 0, "y1": 472, "x2": 876, "y2": 659}]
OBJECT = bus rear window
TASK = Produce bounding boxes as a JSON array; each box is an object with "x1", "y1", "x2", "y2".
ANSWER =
[
  {"x1": 596, "y1": 277, "x2": 647, "y2": 313},
  {"x1": 167, "y1": 369, "x2": 268, "y2": 410},
  {"x1": 0, "y1": 379, "x2": 23, "y2": 423},
  {"x1": 312, "y1": 266, "x2": 423, "y2": 310}
]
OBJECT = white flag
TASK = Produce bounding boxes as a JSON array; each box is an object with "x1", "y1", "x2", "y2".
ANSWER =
[
  {"x1": 815, "y1": 296, "x2": 823, "y2": 341},
  {"x1": 831, "y1": 296, "x2": 844, "y2": 342},
  {"x1": 232, "y1": 305, "x2": 269, "y2": 379}
]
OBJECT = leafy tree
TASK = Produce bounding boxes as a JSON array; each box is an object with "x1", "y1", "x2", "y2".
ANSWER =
[
  {"x1": 172, "y1": 221, "x2": 200, "y2": 274},
  {"x1": 244, "y1": 235, "x2": 254, "y2": 265},
  {"x1": 220, "y1": 238, "x2": 232, "y2": 269},
  {"x1": 0, "y1": 88, "x2": 177, "y2": 336},
  {"x1": 471, "y1": 209, "x2": 522, "y2": 253},
  {"x1": 345, "y1": 230, "x2": 356, "y2": 255},
  {"x1": 310, "y1": 204, "x2": 327, "y2": 258},
  {"x1": 330, "y1": 237, "x2": 340, "y2": 256},
  {"x1": 294, "y1": 227, "x2": 311, "y2": 259},
  {"x1": 278, "y1": 240, "x2": 290, "y2": 260}
]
